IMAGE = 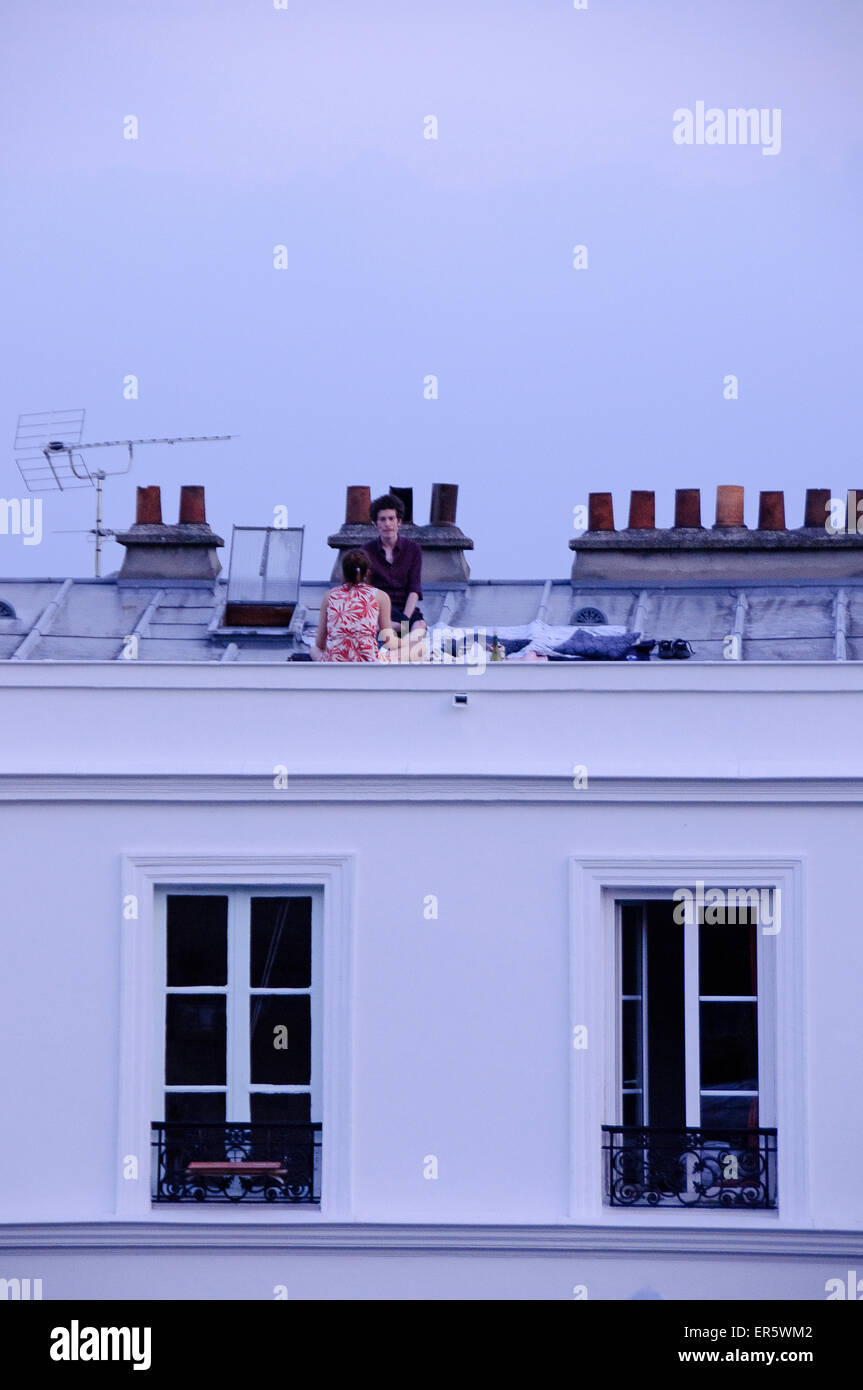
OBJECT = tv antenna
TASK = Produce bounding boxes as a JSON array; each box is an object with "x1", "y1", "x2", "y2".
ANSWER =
[{"x1": 14, "y1": 408, "x2": 233, "y2": 576}]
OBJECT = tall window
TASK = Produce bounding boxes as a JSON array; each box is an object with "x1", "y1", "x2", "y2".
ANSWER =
[
  {"x1": 152, "y1": 887, "x2": 322, "y2": 1202},
  {"x1": 620, "y1": 899, "x2": 765, "y2": 1129},
  {"x1": 607, "y1": 896, "x2": 776, "y2": 1208}
]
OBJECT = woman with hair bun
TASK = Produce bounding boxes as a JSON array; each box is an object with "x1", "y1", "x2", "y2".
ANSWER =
[{"x1": 311, "y1": 549, "x2": 396, "y2": 662}]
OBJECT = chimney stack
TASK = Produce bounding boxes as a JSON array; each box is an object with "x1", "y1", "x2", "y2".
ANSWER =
[
  {"x1": 115, "y1": 486, "x2": 224, "y2": 581},
  {"x1": 571, "y1": 485, "x2": 863, "y2": 580},
  {"x1": 328, "y1": 482, "x2": 473, "y2": 583}
]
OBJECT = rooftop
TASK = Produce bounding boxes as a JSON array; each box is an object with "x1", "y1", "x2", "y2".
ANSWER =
[
  {"x1": 2, "y1": 482, "x2": 863, "y2": 663},
  {"x1": 1, "y1": 575, "x2": 861, "y2": 664}
]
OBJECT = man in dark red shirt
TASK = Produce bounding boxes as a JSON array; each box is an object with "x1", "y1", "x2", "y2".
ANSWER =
[{"x1": 363, "y1": 494, "x2": 427, "y2": 634}]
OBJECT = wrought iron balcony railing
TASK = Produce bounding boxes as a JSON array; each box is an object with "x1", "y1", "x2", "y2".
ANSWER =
[
  {"x1": 602, "y1": 1126, "x2": 777, "y2": 1209},
  {"x1": 151, "y1": 1123, "x2": 322, "y2": 1203}
]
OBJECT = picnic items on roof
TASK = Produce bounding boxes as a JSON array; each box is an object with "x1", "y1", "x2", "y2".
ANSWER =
[{"x1": 428, "y1": 620, "x2": 647, "y2": 662}]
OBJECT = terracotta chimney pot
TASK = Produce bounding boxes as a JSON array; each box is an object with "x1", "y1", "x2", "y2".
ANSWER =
[
  {"x1": 628, "y1": 490, "x2": 655, "y2": 529},
  {"x1": 389, "y1": 486, "x2": 414, "y2": 524},
  {"x1": 430, "y1": 483, "x2": 458, "y2": 526},
  {"x1": 674, "y1": 488, "x2": 702, "y2": 527},
  {"x1": 845, "y1": 490, "x2": 863, "y2": 535},
  {"x1": 136, "y1": 486, "x2": 162, "y2": 525},
  {"x1": 345, "y1": 486, "x2": 371, "y2": 524},
  {"x1": 715, "y1": 485, "x2": 745, "y2": 528},
  {"x1": 803, "y1": 488, "x2": 831, "y2": 528},
  {"x1": 758, "y1": 491, "x2": 786, "y2": 530},
  {"x1": 179, "y1": 485, "x2": 206, "y2": 524},
  {"x1": 588, "y1": 492, "x2": 614, "y2": 531}
]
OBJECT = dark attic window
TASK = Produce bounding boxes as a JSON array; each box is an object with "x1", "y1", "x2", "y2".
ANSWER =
[
  {"x1": 0, "y1": 600, "x2": 16, "y2": 618},
  {"x1": 573, "y1": 606, "x2": 606, "y2": 626}
]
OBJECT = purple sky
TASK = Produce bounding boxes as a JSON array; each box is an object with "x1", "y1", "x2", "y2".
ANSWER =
[{"x1": 1, "y1": 0, "x2": 861, "y2": 580}]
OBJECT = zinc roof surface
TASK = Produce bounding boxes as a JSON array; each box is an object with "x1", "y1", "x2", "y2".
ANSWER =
[{"x1": 0, "y1": 575, "x2": 857, "y2": 662}]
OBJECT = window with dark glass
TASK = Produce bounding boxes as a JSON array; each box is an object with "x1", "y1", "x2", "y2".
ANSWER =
[{"x1": 153, "y1": 889, "x2": 321, "y2": 1203}]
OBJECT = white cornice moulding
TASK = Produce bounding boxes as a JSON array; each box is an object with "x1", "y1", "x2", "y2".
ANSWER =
[
  {"x1": 3, "y1": 774, "x2": 863, "y2": 803},
  {"x1": 0, "y1": 1222, "x2": 858, "y2": 1258},
  {"x1": 2, "y1": 662, "x2": 863, "y2": 693}
]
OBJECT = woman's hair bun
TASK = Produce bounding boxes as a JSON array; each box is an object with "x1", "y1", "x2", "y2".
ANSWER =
[{"x1": 341, "y1": 548, "x2": 371, "y2": 585}]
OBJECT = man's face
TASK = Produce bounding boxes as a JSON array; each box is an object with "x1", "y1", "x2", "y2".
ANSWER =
[{"x1": 375, "y1": 509, "x2": 401, "y2": 545}]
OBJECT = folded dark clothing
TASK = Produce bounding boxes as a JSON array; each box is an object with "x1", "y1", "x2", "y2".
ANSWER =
[
  {"x1": 546, "y1": 650, "x2": 623, "y2": 661},
  {"x1": 552, "y1": 629, "x2": 641, "y2": 659}
]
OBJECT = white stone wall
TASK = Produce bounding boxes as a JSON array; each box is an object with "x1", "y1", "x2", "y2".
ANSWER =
[{"x1": 1, "y1": 662, "x2": 861, "y2": 1296}]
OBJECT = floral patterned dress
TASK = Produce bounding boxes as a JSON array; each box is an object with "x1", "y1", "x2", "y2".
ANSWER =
[{"x1": 320, "y1": 583, "x2": 381, "y2": 662}]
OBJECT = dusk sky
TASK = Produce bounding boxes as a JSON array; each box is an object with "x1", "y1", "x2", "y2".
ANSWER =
[{"x1": 2, "y1": 0, "x2": 861, "y2": 580}]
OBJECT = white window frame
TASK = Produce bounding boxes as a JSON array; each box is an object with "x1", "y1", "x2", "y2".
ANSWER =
[
  {"x1": 568, "y1": 856, "x2": 807, "y2": 1225},
  {"x1": 117, "y1": 854, "x2": 354, "y2": 1220}
]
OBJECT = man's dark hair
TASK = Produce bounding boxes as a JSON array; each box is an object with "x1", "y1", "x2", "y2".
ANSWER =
[
  {"x1": 370, "y1": 493, "x2": 404, "y2": 523},
  {"x1": 341, "y1": 549, "x2": 371, "y2": 585}
]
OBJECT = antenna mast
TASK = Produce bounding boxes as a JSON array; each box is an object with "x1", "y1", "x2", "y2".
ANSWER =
[{"x1": 15, "y1": 410, "x2": 232, "y2": 576}]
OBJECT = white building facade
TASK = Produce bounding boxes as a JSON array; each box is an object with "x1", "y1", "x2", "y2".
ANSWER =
[{"x1": 1, "y1": 483, "x2": 862, "y2": 1300}]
